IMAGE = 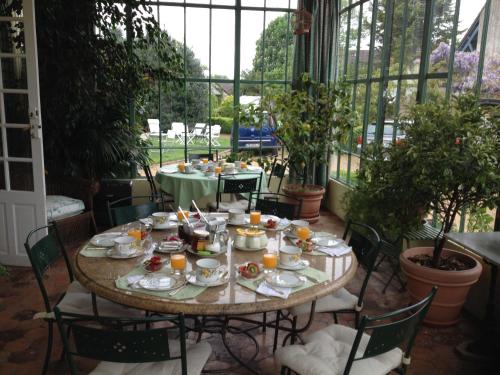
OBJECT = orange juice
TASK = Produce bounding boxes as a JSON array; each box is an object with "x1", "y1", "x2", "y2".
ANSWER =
[
  {"x1": 127, "y1": 229, "x2": 142, "y2": 241},
  {"x1": 240, "y1": 161, "x2": 247, "y2": 169},
  {"x1": 177, "y1": 210, "x2": 190, "y2": 221},
  {"x1": 202, "y1": 158, "x2": 209, "y2": 164},
  {"x1": 296, "y1": 227, "x2": 311, "y2": 241},
  {"x1": 250, "y1": 211, "x2": 261, "y2": 226},
  {"x1": 263, "y1": 253, "x2": 277, "y2": 269},
  {"x1": 215, "y1": 166, "x2": 222, "y2": 175},
  {"x1": 178, "y1": 163, "x2": 185, "y2": 172},
  {"x1": 171, "y1": 254, "x2": 186, "y2": 271}
]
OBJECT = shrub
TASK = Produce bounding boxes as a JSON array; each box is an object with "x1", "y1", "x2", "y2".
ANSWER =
[{"x1": 209, "y1": 117, "x2": 233, "y2": 134}]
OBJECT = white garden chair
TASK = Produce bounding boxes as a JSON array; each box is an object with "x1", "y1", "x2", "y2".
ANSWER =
[
  {"x1": 205, "y1": 124, "x2": 221, "y2": 146},
  {"x1": 147, "y1": 119, "x2": 167, "y2": 142},
  {"x1": 170, "y1": 122, "x2": 187, "y2": 144}
]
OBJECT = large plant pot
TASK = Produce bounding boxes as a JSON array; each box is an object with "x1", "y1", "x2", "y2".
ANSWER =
[
  {"x1": 282, "y1": 184, "x2": 325, "y2": 223},
  {"x1": 400, "y1": 247, "x2": 482, "y2": 326}
]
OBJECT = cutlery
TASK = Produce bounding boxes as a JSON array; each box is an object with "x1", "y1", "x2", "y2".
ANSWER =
[
  {"x1": 192, "y1": 200, "x2": 209, "y2": 224},
  {"x1": 263, "y1": 282, "x2": 287, "y2": 297},
  {"x1": 301, "y1": 274, "x2": 320, "y2": 283},
  {"x1": 169, "y1": 284, "x2": 187, "y2": 296},
  {"x1": 178, "y1": 206, "x2": 193, "y2": 228}
]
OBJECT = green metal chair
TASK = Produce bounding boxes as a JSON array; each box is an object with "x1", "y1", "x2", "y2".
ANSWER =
[
  {"x1": 272, "y1": 220, "x2": 383, "y2": 351},
  {"x1": 208, "y1": 172, "x2": 263, "y2": 212},
  {"x1": 53, "y1": 308, "x2": 212, "y2": 375},
  {"x1": 249, "y1": 192, "x2": 302, "y2": 220},
  {"x1": 276, "y1": 287, "x2": 437, "y2": 375},
  {"x1": 25, "y1": 224, "x2": 140, "y2": 375},
  {"x1": 267, "y1": 157, "x2": 288, "y2": 193},
  {"x1": 107, "y1": 195, "x2": 163, "y2": 227}
]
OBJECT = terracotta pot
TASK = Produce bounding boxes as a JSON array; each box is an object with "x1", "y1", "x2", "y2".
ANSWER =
[
  {"x1": 282, "y1": 184, "x2": 325, "y2": 223},
  {"x1": 400, "y1": 247, "x2": 482, "y2": 326}
]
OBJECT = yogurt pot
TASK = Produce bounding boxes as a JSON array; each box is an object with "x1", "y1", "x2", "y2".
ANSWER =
[{"x1": 280, "y1": 245, "x2": 302, "y2": 266}]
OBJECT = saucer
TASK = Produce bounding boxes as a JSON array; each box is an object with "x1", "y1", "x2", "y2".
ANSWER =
[
  {"x1": 106, "y1": 248, "x2": 144, "y2": 259},
  {"x1": 90, "y1": 232, "x2": 122, "y2": 247},
  {"x1": 233, "y1": 244, "x2": 267, "y2": 252},
  {"x1": 186, "y1": 245, "x2": 227, "y2": 258},
  {"x1": 227, "y1": 219, "x2": 247, "y2": 226},
  {"x1": 186, "y1": 270, "x2": 229, "y2": 287},
  {"x1": 265, "y1": 271, "x2": 305, "y2": 288},
  {"x1": 153, "y1": 222, "x2": 177, "y2": 230},
  {"x1": 277, "y1": 259, "x2": 310, "y2": 271},
  {"x1": 138, "y1": 273, "x2": 185, "y2": 291}
]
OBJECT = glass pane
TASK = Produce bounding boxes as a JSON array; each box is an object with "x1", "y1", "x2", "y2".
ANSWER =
[
  {"x1": 3, "y1": 93, "x2": 29, "y2": 123},
  {"x1": 6, "y1": 126, "x2": 31, "y2": 158},
  {"x1": 263, "y1": 12, "x2": 292, "y2": 81},
  {"x1": 402, "y1": 0, "x2": 425, "y2": 74},
  {"x1": 338, "y1": 11, "x2": 348, "y2": 77},
  {"x1": 186, "y1": 0, "x2": 210, "y2": 4},
  {"x1": 427, "y1": 0, "x2": 457, "y2": 73},
  {"x1": 9, "y1": 161, "x2": 33, "y2": 191},
  {"x1": 0, "y1": 21, "x2": 25, "y2": 54},
  {"x1": 212, "y1": 0, "x2": 236, "y2": 5},
  {"x1": 358, "y1": 4, "x2": 371, "y2": 80},
  {"x1": 241, "y1": 10, "x2": 265, "y2": 79},
  {"x1": 0, "y1": 162, "x2": 4, "y2": 190},
  {"x1": 329, "y1": 151, "x2": 338, "y2": 178},
  {"x1": 346, "y1": 6, "x2": 359, "y2": 80},
  {"x1": 186, "y1": 82, "x2": 208, "y2": 125},
  {"x1": 242, "y1": 0, "x2": 264, "y2": 7},
  {"x1": 211, "y1": 9, "x2": 235, "y2": 79},
  {"x1": 426, "y1": 78, "x2": 447, "y2": 101},
  {"x1": 338, "y1": 153, "x2": 349, "y2": 182},
  {"x1": 389, "y1": 0, "x2": 407, "y2": 74},
  {"x1": 211, "y1": 83, "x2": 234, "y2": 137},
  {"x1": 399, "y1": 79, "x2": 418, "y2": 114},
  {"x1": 158, "y1": 6, "x2": 184, "y2": 54},
  {"x1": 385, "y1": 80, "x2": 398, "y2": 120},
  {"x1": 239, "y1": 83, "x2": 261, "y2": 100},
  {"x1": 267, "y1": 0, "x2": 295, "y2": 9},
  {"x1": 186, "y1": 7, "x2": 209, "y2": 78},
  {"x1": 371, "y1": 0, "x2": 386, "y2": 78},
  {"x1": 2, "y1": 57, "x2": 27, "y2": 89},
  {"x1": 350, "y1": 153, "x2": 361, "y2": 184},
  {"x1": 340, "y1": 0, "x2": 349, "y2": 11}
]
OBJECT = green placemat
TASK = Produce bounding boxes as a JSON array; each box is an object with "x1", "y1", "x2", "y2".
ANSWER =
[
  {"x1": 80, "y1": 244, "x2": 108, "y2": 258},
  {"x1": 115, "y1": 268, "x2": 207, "y2": 300},
  {"x1": 305, "y1": 250, "x2": 327, "y2": 256}
]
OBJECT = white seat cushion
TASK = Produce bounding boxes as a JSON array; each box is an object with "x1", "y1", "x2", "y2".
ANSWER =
[
  {"x1": 208, "y1": 200, "x2": 249, "y2": 212},
  {"x1": 275, "y1": 324, "x2": 402, "y2": 375},
  {"x1": 90, "y1": 341, "x2": 212, "y2": 375},
  {"x1": 58, "y1": 281, "x2": 143, "y2": 318},
  {"x1": 46, "y1": 195, "x2": 85, "y2": 221},
  {"x1": 289, "y1": 287, "x2": 359, "y2": 317}
]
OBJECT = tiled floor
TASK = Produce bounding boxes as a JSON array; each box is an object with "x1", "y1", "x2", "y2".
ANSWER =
[{"x1": 0, "y1": 211, "x2": 492, "y2": 374}]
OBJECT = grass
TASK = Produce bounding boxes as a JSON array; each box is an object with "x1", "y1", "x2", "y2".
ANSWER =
[{"x1": 144, "y1": 134, "x2": 232, "y2": 164}]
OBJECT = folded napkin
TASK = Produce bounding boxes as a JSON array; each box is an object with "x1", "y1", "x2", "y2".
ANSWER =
[
  {"x1": 159, "y1": 167, "x2": 178, "y2": 174},
  {"x1": 127, "y1": 275, "x2": 144, "y2": 287},
  {"x1": 256, "y1": 281, "x2": 292, "y2": 299},
  {"x1": 315, "y1": 244, "x2": 352, "y2": 257}
]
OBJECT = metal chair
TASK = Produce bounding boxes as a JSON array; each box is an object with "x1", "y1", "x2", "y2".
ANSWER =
[
  {"x1": 54, "y1": 308, "x2": 212, "y2": 375},
  {"x1": 25, "y1": 224, "x2": 140, "y2": 375},
  {"x1": 268, "y1": 157, "x2": 288, "y2": 193},
  {"x1": 188, "y1": 152, "x2": 216, "y2": 161},
  {"x1": 276, "y1": 287, "x2": 437, "y2": 375},
  {"x1": 142, "y1": 164, "x2": 174, "y2": 210},
  {"x1": 107, "y1": 195, "x2": 163, "y2": 227},
  {"x1": 208, "y1": 172, "x2": 263, "y2": 212},
  {"x1": 272, "y1": 220, "x2": 383, "y2": 351},
  {"x1": 249, "y1": 192, "x2": 302, "y2": 220}
]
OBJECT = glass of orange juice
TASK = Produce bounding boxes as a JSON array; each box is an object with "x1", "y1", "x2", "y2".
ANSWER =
[
  {"x1": 177, "y1": 210, "x2": 190, "y2": 222},
  {"x1": 250, "y1": 211, "x2": 261, "y2": 227},
  {"x1": 296, "y1": 227, "x2": 311, "y2": 241},
  {"x1": 240, "y1": 161, "x2": 247, "y2": 170},
  {"x1": 215, "y1": 166, "x2": 222, "y2": 175},
  {"x1": 262, "y1": 253, "x2": 278, "y2": 274},
  {"x1": 171, "y1": 254, "x2": 186, "y2": 275},
  {"x1": 178, "y1": 163, "x2": 185, "y2": 172},
  {"x1": 202, "y1": 158, "x2": 209, "y2": 164}
]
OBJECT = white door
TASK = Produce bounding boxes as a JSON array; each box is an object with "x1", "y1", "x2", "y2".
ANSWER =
[{"x1": 0, "y1": 0, "x2": 46, "y2": 266}]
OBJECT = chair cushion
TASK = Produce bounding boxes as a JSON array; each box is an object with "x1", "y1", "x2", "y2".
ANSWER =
[
  {"x1": 276, "y1": 324, "x2": 402, "y2": 375},
  {"x1": 289, "y1": 287, "x2": 358, "y2": 316},
  {"x1": 208, "y1": 200, "x2": 249, "y2": 212},
  {"x1": 90, "y1": 341, "x2": 212, "y2": 375},
  {"x1": 58, "y1": 281, "x2": 143, "y2": 318},
  {"x1": 46, "y1": 195, "x2": 85, "y2": 221}
]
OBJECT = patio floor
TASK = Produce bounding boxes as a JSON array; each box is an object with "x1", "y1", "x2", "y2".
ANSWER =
[{"x1": 0, "y1": 210, "x2": 492, "y2": 374}]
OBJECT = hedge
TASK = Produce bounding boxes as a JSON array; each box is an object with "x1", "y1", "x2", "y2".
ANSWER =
[{"x1": 209, "y1": 117, "x2": 233, "y2": 134}]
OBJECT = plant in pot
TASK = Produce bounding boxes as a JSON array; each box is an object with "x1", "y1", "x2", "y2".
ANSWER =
[
  {"x1": 396, "y1": 93, "x2": 498, "y2": 326},
  {"x1": 258, "y1": 74, "x2": 355, "y2": 222}
]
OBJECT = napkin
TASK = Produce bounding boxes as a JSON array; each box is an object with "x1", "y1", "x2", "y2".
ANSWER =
[
  {"x1": 256, "y1": 281, "x2": 292, "y2": 299},
  {"x1": 315, "y1": 244, "x2": 352, "y2": 257},
  {"x1": 159, "y1": 167, "x2": 178, "y2": 174},
  {"x1": 126, "y1": 275, "x2": 144, "y2": 288}
]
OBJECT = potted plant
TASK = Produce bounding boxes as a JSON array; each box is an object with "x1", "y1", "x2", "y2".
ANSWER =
[
  {"x1": 257, "y1": 74, "x2": 355, "y2": 222},
  {"x1": 392, "y1": 94, "x2": 498, "y2": 326}
]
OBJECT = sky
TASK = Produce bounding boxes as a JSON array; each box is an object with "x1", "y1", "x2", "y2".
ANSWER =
[{"x1": 155, "y1": 0, "x2": 485, "y2": 78}]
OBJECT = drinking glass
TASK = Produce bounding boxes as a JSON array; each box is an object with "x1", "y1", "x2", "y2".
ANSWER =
[
  {"x1": 202, "y1": 158, "x2": 209, "y2": 164},
  {"x1": 296, "y1": 227, "x2": 311, "y2": 241},
  {"x1": 177, "y1": 210, "x2": 190, "y2": 222},
  {"x1": 262, "y1": 253, "x2": 278, "y2": 274},
  {"x1": 215, "y1": 166, "x2": 222, "y2": 175},
  {"x1": 178, "y1": 163, "x2": 185, "y2": 172},
  {"x1": 250, "y1": 211, "x2": 261, "y2": 228},
  {"x1": 171, "y1": 254, "x2": 187, "y2": 276}
]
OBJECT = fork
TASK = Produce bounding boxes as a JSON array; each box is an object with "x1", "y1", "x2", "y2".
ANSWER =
[{"x1": 169, "y1": 284, "x2": 188, "y2": 296}]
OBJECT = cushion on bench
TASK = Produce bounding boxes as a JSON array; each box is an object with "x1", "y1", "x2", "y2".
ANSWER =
[{"x1": 46, "y1": 195, "x2": 85, "y2": 221}]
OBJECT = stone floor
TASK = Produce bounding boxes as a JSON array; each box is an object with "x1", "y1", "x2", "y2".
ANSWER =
[{"x1": 0, "y1": 210, "x2": 493, "y2": 375}]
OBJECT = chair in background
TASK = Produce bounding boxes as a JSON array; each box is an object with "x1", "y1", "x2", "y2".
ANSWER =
[
  {"x1": 249, "y1": 192, "x2": 302, "y2": 220},
  {"x1": 267, "y1": 157, "x2": 288, "y2": 193},
  {"x1": 54, "y1": 308, "x2": 212, "y2": 375},
  {"x1": 276, "y1": 287, "x2": 437, "y2": 375},
  {"x1": 25, "y1": 224, "x2": 141, "y2": 375},
  {"x1": 208, "y1": 172, "x2": 263, "y2": 212},
  {"x1": 205, "y1": 124, "x2": 221, "y2": 146},
  {"x1": 188, "y1": 152, "x2": 216, "y2": 162},
  {"x1": 147, "y1": 119, "x2": 167, "y2": 143},
  {"x1": 191, "y1": 122, "x2": 207, "y2": 143},
  {"x1": 272, "y1": 220, "x2": 383, "y2": 351},
  {"x1": 170, "y1": 122, "x2": 187, "y2": 144},
  {"x1": 107, "y1": 195, "x2": 163, "y2": 227},
  {"x1": 142, "y1": 164, "x2": 174, "y2": 211}
]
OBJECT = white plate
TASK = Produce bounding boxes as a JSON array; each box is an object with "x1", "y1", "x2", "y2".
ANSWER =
[
  {"x1": 265, "y1": 271, "x2": 305, "y2": 288},
  {"x1": 313, "y1": 237, "x2": 342, "y2": 247},
  {"x1": 186, "y1": 270, "x2": 229, "y2": 287},
  {"x1": 233, "y1": 244, "x2": 267, "y2": 252},
  {"x1": 186, "y1": 245, "x2": 227, "y2": 258},
  {"x1": 153, "y1": 222, "x2": 178, "y2": 230},
  {"x1": 138, "y1": 273, "x2": 185, "y2": 291},
  {"x1": 90, "y1": 232, "x2": 122, "y2": 247},
  {"x1": 154, "y1": 242, "x2": 184, "y2": 254},
  {"x1": 227, "y1": 219, "x2": 247, "y2": 226},
  {"x1": 106, "y1": 248, "x2": 144, "y2": 259},
  {"x1": 277, "y1": 259, "x2": 310, "y2": 271},
  {"x1": 245, "y1": 214, "x2": 280, "y2": 226}
]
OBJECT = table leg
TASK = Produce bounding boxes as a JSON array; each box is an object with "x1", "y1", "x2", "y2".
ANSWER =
[{"x1": 456, "y1": 262, "x2": 498, "y2": 361}]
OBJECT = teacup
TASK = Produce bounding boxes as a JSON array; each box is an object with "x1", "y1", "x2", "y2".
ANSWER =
[
  {"x1": 224, "y1": 163, "x2": 235, "y2": 174},
  {"x1": 151, "y1": 212, "x2": 169, "y2": 227},
  {"x1": 113, "y1": 236, "x2": 135, "y2": 256},
  {"x1": 280, "y1": 245, "x2": 302, "y2": 266},
  {"x1": 196, "y1": 258, "x2": 221, "y2": 283},
  {"x1": 290, "y1": 220, "x2": 310, "y2": 236},
  {"x1": 234, "y1": 160, "x2": 241, "y2": 169},
  {"x1": 228, "y1": 209, "x2": 245, "y2": 223},
  {"x1": 184, "y1": 163, "x2": 193, "y2": 173}
]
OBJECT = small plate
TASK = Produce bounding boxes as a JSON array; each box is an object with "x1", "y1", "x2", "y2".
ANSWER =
[
  {"x1": 90, "y1": 232, "x2": 122, "y2": 247},
  {"x1": 277, "y1": 259, "x2": 310, "y2": 271},
  {"x1": 313, "y1": 237, "x2": 342, "y2": 247},
  {"x1": 138, "y1": 273, "x2": 185, "y2": 291},
  {"x1": 153, "y1": 222, "x2": 178, "y2": 230},
  {"x1": 265, "y1": 271, "x2": 306, "y2": 288},
  {"x1": 186, "y1": 270, "x2": 229, "y2": 287},
  {"x1": 106, "y1": 248, "x2": 144, "y2": 259},
  {"x1": 233, "y1": 244, "x2": 267, "y2": 252},
  {"x1": 186, "y1": 245, "x2": 227, "y2": 258},
  {"x1": 154, "y1": 242, "x2": 184, "y2": 254}
]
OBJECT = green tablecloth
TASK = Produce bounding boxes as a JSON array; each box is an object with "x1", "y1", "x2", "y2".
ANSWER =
[{"x1": 155, "y1": 167, "x2": 268, "y2": 208}]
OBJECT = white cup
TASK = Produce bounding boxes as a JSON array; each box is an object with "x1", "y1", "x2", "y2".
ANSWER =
[
  {"x1": 151, "y1": 212, "x2": 169, "y2": 227},
  {"x1": 234, "y1": 160, "x2": 242, "y2": 169},
  {"x1": 184, "y1": 163, "x2": 193, "y2": 173},
  {"x1": 280, "y1": 245, "x2": 302, "y2": 266},
  {"x1": 228, "y1": 209, "x2": 245, "y2": 223},
  {"x1": 291, "y1": 220, "x2": 310, "y2": 235},
  {"x1": 196, "y1": 258, "x2": 221, "y2": 283},
  {"x1": 113, "y1": 236, "x2": 135, "y2": 256}
]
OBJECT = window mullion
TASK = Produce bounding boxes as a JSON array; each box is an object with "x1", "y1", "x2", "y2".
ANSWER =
[
  {"x1": 394, "y1": 0, "x2": 409, "y2": 118},
  {"x1": 475, "y1": 0, "x2": 491, "y2": 96},
  {"x1": 416, "y1": 0, "x2": 435, "y2": 103},
  {"x1": 232, "y1": 0, "x2": 241, "y2": 154},
  {"x1": 445, "y1": 0, "x2": 461, "y2": 100}
]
